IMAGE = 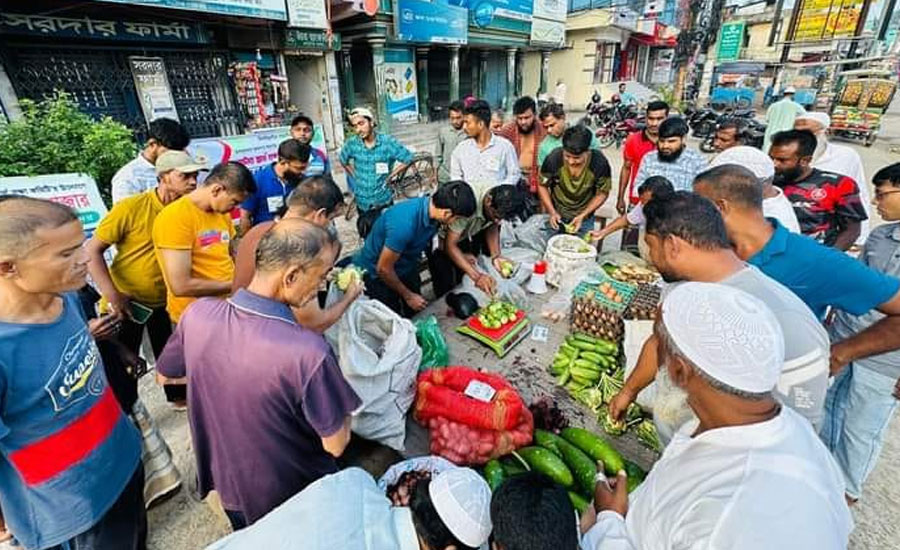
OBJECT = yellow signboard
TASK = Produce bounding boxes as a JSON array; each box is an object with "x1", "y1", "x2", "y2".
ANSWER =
[{"x1": 793, "y1": 0, "x2": 865, "y2": 42}]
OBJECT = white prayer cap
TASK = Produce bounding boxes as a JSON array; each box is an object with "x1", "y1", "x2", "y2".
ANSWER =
[
  {"x1": 784, "y1": 86, "x2": 797, "y2": 94},
  {"x1": 796, "y1": 111, "x2": 831, "y2": 130},
  {"x1": 709, "y1": 146, "x2": 775, "y2": 181},
  {"x1": 661, "y1": 282, "x2": 784, "y2": 393},
  {"x1": 430, "y1": 467, "x2": 492, "y2": 548}
]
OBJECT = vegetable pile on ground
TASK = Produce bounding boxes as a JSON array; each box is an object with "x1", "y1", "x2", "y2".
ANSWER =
[
  {"x1": 483, "y1": 427, "x2": 646, "y2": 511},
  {"x1": 386, "y1": 470, "x2": 432, "y2": 506},
  {"x1": 415, "y1": 367, "x2": 533, "y2": 464},
  {"x1": 608, "y1": 263, "x2": 659, "y2": 285},
  {"x1": 550, "y1": 334, "x2": 662, "y2": 451},
  {"x1": 550, "y1": 333, "x2": 621, "y2": 394},
  {"x1": 475, "y1": 301, "x2": 521, "y2": 330}
]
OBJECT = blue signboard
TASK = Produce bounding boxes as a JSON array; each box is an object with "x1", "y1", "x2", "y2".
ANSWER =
[
  {"x1": 448, "y1": 0, "x2": 533, "y2": 22},
  {"x1": 396, "y1": 0, "x2": 468, "y2": 44}
]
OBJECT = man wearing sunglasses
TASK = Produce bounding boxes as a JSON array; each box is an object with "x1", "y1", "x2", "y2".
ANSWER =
[{"x1": 232, "y1": 176, "x2": 361, "y2": 332}]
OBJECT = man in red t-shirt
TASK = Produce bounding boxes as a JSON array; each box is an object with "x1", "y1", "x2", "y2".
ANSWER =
[
  {"x1": 770, "y1": 129, "x2": 867, "y2": 251},
  {"x1": 617, "y1": 100, "x2": 670, "y2": 214}
]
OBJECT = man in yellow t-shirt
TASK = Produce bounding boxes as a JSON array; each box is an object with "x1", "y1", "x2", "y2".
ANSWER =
[
  {"x1": 152, "y1": 162, "x2": 256, "y2": 324},
  {"x1": 87, "y1": 150, "x2": 205, "y2": 357}
]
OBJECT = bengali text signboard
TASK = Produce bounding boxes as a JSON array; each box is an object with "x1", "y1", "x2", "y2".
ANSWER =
[{"x1": 0, "y1": 174, "x2": 108, "y2": 237}]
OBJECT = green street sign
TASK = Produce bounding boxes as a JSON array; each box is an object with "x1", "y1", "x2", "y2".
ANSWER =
[
  {"x1": 285, "y1": 29, "x2": 341, "y2": 51},
  {"x1": 717, "y1": 21, "x2": 745, "y2": 62}
]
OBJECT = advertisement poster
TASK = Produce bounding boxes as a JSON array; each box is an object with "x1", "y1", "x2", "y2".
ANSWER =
[
  {"x1": 448, "y1": 0, "x2": 533, "y2": 22},
  {"x1": 396, "y1": 0, "x2": 468, "y2": 44},
  {"x1": 187, "y1": 126, "x2": 327, "y2": 174},
  {"x1": 129, "y1": 56, "x2": 179, "y2": 124},
  {"x1": 287, "y1": 0, "x2": 328, "y2": 29},
  {"x1": 530, "y1": 18, "x2": 565, "y2": 47},
  {"x1": 792, "y1": 0, "x2": 865, "y2": 42},
  {"x1": 717, "y1": 21, "x2": 745, "y2": 62},
  {"x1": 96, "y1": 0, "x2": 287, "y2": 20},
  {"x1": 382, "y1": 49, "x2": 419, "y2": 123},
  {"x1": 0, "y1": 174, "x2": 108, "y2": 237},
  {"x1": 532, "y1": 0, "x2": 565, "y2": 21}
]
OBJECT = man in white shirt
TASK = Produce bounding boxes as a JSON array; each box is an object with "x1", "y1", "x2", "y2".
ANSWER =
[
  {"x1": 207, "y1": 466, "x2": 492, "y2": 550},
  {"x1": 111, "y1": 118, "x2": 191, "y2": 203},
  {"x1": 609, "y1": 190, "x2": 829, "y2": 433},
  {"x1": 709, "y1": 146, "x2": 800, "y2": 233},
  {"x1": 583, "y1": 282, "x2": 853, "y2": 550},
  {"x1": 795, "y1": 112, "x2": 870, "y2": 243}
]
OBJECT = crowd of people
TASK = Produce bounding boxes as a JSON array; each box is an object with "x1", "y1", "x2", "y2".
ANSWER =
[{"x1": 1, "y1": 83, "x2": 899, "y2": 550}]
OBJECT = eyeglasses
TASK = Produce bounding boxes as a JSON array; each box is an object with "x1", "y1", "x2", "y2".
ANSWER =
[{"x1": 875, "y1": 190, "x2": 900, "y2": 201}]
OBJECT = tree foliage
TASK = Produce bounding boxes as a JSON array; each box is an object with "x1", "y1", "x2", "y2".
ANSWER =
[{"x1": 0, "y1": 91, "x2": 136, "y2": 206}]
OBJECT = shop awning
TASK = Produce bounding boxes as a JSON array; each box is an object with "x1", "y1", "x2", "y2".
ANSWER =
[
  {"x1": 715, "y1": 61, "x2": 766, "y2": 74},
  {"x1": 629, "y1": 21, "x2": 677, "y2": 47}
]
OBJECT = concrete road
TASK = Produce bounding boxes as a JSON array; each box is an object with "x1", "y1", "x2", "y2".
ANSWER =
[{"x1": 141, "y1": 135, "x2": 900, "y2": 549}]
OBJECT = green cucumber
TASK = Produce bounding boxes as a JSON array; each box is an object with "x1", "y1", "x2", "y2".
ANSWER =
[
  {"x1": 534, "y1": 429, "x2": 565, "y2": 457},
  {"x1": 568, "y1": 340, "x2": 598, "y2": 352},
  {"x1": 559, "y1": 344, "x2": 578, "y2": 357},
  {"x1": 573, "y1": 332, "x2": 601, "y2": 344},
  {"x1": 568, "y1": 491, "x2": 590, "y2": 514},
  {"x1": 573, "y1": 358, "x2": 603, "y2": 371},
  {"x1": 561, "y1": 427, "x2": 625, "y2": 476},
  {"x1": 623, "y1": 460, "x2": 646, "y2": 493},
  {"x1": 579, "y1": 351, "x2": 607, "y2": 364},
  {"x1": 557, "y1": 438, "x2": 598, "y2": 496},
  {"x1": 484, "y1": 459, "x2": 506, "y2": 491},
  {"x1": 500, "y1": 457, "x2": 528, "y2": 477},
  {"x1": 517, "y1": 446, "x2": 574, "y2": 488}
]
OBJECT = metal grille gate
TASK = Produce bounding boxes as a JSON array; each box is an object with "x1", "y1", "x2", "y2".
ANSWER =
[{"x1": 0, "y1": 43, "x2": 244, "y2": 141}]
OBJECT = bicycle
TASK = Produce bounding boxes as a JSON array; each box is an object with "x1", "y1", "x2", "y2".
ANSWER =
[{"x1": 388, "y1": 151, "x2": 438, "y2": 199}]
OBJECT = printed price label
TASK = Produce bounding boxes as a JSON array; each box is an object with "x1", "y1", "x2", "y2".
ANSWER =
[
  {"x1": 464, "y1": 380, "x2": 497, "y2": 403},
  {"x1": 531, "y1": 325, "x2": 549, "y2": 342}
]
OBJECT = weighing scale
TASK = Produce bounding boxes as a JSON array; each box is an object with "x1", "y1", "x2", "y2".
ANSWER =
[{"x1": 456, "y1": 309, "x2": 531, "y2": 357}]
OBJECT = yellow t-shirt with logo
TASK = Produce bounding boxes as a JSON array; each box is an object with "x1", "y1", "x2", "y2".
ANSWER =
[
  {"x1": 94, "y1": 189, "x2": 167, "y2": 308},
  {"x1": 152, "y1": 195, "x2": 235, "y2": 322}
]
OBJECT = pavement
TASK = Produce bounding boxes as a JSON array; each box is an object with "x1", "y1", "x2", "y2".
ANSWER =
[{"x1": 137, "y1": 132, "x2": 900, "y2": 549}]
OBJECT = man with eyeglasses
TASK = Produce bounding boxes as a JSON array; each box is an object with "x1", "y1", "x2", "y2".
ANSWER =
[{"x1": 232, "y1": 176, "x2": 362, "y2": 332}]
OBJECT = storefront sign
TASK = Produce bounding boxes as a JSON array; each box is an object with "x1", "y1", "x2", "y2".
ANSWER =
[
  {"x1": 287, "y1": 0, "x2": 328, "y2": 30},
  {"x1": 650, "y1": 48, "x2": 674, "y2": 84},
  {"x1": 530, "y1": 18, "x2": 565, "y2": 47},
  {"x1": 533, "y1": 0, "x2": 565, "y2": 22},
  {"x1": 396, "y1": 0, "x2": 468, "y2": 44},
  {"x1": 0, "y1": 13, "x2": 210, "y2": 43},
  {"x1": 792, "y1": 0, "x2": 865, "y2": 42},
  {"x1": 129, "y1": 57, "x2": 179, "y2": 124},
  {"x1": 717, "y1": 21, "x2": 745, "y2": 62},
  {"x1": 187, "y1": 126, "x2": 328, "y2": 174},
  {"x1": 94, "y1": 0, "x2": 287, "y2": 21},
  {"x1": 382, "y1": 49, "x2": 419, "y2": 123},
  {"x1": 449, "y1": 0, "x2": 534, "y2": 22},
  {"x1": 285, "y1": 28, "x2": 341, "y2": 50},
  {"x1": 0, "y1": 174, "x2": 108, "y2": 237}
]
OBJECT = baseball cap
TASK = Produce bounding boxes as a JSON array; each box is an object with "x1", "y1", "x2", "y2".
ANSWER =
[
  {"x1": 709, "y1": 146, "x2": 775, "y2": 181},
  {"x1": 429, "y1": 468, "x2": 492, "y2": 548},
  {"x1": 155, "y1": 150, "x2": 207, "y2": 176},
  {"x1": 661, "y1": 282, "x2": 784, "y2": 394},
  {"x1": 350, "y1": 106, "x2": 376, "y2": 123}
]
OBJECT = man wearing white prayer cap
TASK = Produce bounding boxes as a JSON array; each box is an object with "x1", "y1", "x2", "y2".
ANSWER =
[
  {"x1": 709, "y1": 146, "x2": 800, "y2": 233},
  {"x1": 206, "y1": 464, "x2": 493, "y2": 550},
  {"x1": 795, "y1": 111, "x2": 870, "y2": 244},
  {"x1": 582, "y1": 282, "x2": 853, "y2": 550}
]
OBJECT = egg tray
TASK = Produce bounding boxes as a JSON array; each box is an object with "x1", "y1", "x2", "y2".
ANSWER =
[
  {"x1": 623, "y1": 284, "x2": 662, "y2": 321},
  {"x1": 571, "y1": 278, "x2": 638, "y2": 314}
]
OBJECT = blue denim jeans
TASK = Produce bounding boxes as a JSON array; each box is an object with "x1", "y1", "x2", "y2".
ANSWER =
[{"x1": 820, "y1": 363, "x2": 899, "y2": 499}]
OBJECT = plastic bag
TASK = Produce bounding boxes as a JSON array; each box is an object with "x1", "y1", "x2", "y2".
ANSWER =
[
  {"x1": 456, "y1": 255, "x2": 530, "y2": 311},
  {"x1": 329, "y1": 296, "x2": 422, "y2": 451},
  {"x1": 377, "y1": 456, "x2": 456, "y2": 491},
  {"x1": 539, "y1": 263, "x2": 603, "y2": 321},
  {"x1": 415, "y1": 316, "x2": 449, "y2": 371},
  {"x1": 500, "y1": 214, "x2": 550, "y2": 254}
]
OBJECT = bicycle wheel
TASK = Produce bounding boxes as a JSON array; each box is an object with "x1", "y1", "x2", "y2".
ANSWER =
[{"x1": 395, "y1": 154, "x2": 437, "y2": 198}]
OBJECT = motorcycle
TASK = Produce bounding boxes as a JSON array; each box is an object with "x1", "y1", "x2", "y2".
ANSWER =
[
  {"x1": 595, "y1": 113, "x2": 643, "y2": 148},
  {"x1": 692, "y1": 107, "x2": 757, "y2": 139},
  {"x1": 699, "y1": 117, "x2": 767, "y2": 153}
]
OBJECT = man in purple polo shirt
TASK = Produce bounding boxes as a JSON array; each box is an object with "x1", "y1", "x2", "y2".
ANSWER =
[{"x1": 156, "y1": 218, "x2": 360, "y2": 530}]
